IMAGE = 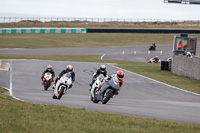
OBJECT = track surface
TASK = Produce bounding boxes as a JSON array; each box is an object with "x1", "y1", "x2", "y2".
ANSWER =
[
  {"x1": 0, "y1": 45, "x2": 200, "y2": 124},
  {"x1": 1, "y1": 45, "x2": 200, "y2": 62},
  {"x1": 0, "y1": 45, "x2": 177, "y2": 62},
  {"x1": 1, "y1": 60, "x2": 200, "y2": 124}
]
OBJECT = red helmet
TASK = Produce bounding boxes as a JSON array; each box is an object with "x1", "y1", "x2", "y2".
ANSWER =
[
  {"x1": 66, "y1": 65, "x2": 73, "y2": 72},
  {"x1": 117, "y1": 70, "x2": 124, "y2": 81}
]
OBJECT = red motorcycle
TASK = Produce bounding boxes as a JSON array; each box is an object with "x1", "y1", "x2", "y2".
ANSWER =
[{"x1": 42, "y1": 72, "x2": 53, "y2": 91}]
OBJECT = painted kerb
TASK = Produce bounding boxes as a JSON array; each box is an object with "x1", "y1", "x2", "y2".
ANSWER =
[
  {"x1": 0, "y1": 28, "x2": 87, "y2": 34},
  {"x1": 171, "y1": 55, "x2": 200, "y2": 80}
]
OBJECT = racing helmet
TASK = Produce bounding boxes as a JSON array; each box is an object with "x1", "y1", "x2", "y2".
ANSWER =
[
  {"x1": 47, "y1": 65, "x2": 52, "y2": 70},
  {"x1": 100, "y1": 64, "x2": 106, "y2": 72},
  {"x1": 66, "y1": 65, "x2": 73, "y2": 72},
  {"x1": 117, "y1": 70, "x2": 124, "y2": 81}
]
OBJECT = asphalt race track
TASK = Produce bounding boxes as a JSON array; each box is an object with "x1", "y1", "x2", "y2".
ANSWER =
[
  {"x1": 1, "y1": 59, "x2": 200, "y2": 124},
  {"x1": 0, "y1": 45, "x2": 181, "y2": 62},
  {"x1": 0, "y1": 45, "x2": 200, "y2": 124}
]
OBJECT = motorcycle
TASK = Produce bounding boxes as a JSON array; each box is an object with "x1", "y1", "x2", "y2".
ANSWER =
[
  {"x1": 93, "y1": 75, "x2": 120, "y2": 104},
  {"x1": 90, "y1": 74, "x2": 106, "y2": 102},
  {"x1": 42, "y1": 72, "x2": 53, "y2": 91},
  {"x1": 149, "y1": 43, "x2": 156, "y2": 51},
  {"x1": 149, "y1": 58, "x2": 161, "y2": 63},
  {"x1": 52, "y1": 73, "x2": 72, "y2": 100}
]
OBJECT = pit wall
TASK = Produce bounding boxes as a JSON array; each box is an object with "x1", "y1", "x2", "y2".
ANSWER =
[
  {"x1": 0, "y1": 28, "x2": 87, "y2": 34},
  {"x1": 171, "y1": 55, "x2": 200, "y2": 80}
]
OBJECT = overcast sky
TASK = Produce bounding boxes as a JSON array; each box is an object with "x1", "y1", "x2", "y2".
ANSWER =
[{"x1": 0, "y1": 0, "x2": 200, "y2": 20}]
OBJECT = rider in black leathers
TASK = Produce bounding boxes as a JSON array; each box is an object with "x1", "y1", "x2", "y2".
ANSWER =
[
  {"x1": 54, "y1": 65, "x2": 75, "y2": 89},
  {"x1": 41, "y1": 65, "x2": 55, "y2": 81},
  {"x1": 89, "y1": 64, "x2": 108, "y2": 91}
]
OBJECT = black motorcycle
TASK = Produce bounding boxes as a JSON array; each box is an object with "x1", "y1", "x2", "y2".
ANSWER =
[{"x1": 149, "y1": 43, "x2": 156, "y2": 51}]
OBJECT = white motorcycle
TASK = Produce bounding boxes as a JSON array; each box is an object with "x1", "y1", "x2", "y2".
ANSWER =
[
  {"x1": 149, "y1": 58, "x2": 161, "y2": 63},
  {"x1": 90, "y1": 74, "x2": 106, "y2": 101},
  {"x1": 52, "y1": 73, "x2": 72, "y2": 100}
]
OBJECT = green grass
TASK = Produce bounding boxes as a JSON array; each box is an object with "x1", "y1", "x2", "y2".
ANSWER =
[
  {"x1": 0, "y1": 54, "x2": 200, "y2": 94},
  {"x1": 1, "y1": 33, "x2": 200, "y2": 48},
  {"x1": 0, "y1": 87, "x2": 200, "y2": 133}
]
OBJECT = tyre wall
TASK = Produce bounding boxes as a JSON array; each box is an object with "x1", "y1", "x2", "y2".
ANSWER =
[{"x1": 171, "y1": 55, "x2": 200, "y2": 80}]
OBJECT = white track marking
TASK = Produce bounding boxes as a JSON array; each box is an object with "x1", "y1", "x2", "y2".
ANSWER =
[
  {"x1": 8, "y1": 60, "x2": 24, "y2": 101},
  {"x1": 110, "y1": 64, "x2": 200, "y2": 96},
  {"x1": 101, "y1": 54, "x2": 105, "y2": 60}
]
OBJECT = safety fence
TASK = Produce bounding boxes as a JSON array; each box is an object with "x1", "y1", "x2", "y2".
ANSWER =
[
  {"x1": 0, "y1": 17, "x2": 199, "y2": 23},
  {"x1": 0, "y1": 28, "x2": 87, "y2": 34}
]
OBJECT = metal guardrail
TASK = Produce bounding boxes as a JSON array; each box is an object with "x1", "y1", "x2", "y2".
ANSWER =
[{"x1": 0, "y1": 17, "x2": 199, "y2": 23}]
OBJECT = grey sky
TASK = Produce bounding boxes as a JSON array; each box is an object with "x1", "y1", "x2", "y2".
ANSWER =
[{"x1": 0, "y1": 0, "x2": 200, "y2": 20}]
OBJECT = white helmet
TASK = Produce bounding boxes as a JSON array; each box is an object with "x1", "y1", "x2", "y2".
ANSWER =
[
  {"x1": 47, "y1": 65, "x2": 52, "y2": 69},
  {"x1": 66, "y1": 65, "x2": 73, "y2": 72},
  {"x1": 100, "y1": 64, "x2": 106, "y2": 72}
]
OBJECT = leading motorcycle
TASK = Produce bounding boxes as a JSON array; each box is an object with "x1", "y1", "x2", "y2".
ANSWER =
[
  {"x1": 93, "y1": 75, "x2": 120, "y2": 104},
  {"x1": 42, "y1": 72, "x2": 53, "y2": 91},
  {"x1": 52, "y1": 73, "x2": 72, "y2": 100}
]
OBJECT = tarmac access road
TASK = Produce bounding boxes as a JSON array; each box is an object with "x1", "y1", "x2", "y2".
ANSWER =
[
  {"x1": 1, "y1": 60, "x2": 200, "y2": 124},
  {"x1": 2, "y1": 45, "x2": 199, "y2": 62}
]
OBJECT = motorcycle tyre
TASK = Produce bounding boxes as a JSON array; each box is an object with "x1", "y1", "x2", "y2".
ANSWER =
[
  {"x1": 44, "y1": 81, "x2": 50, "y2": 91},
  {"x1": 102, "y1": 89, "x2": 113, "y2": 104},
  {"x1": 52, "y1": 93, "x2": 57, "y2": 99},
  {"x1": 93, "y1": 88, "x2": 99, "y2": 103},
  {"x1": 57, "y1": 86, "x2": 65, "y2": 100}
]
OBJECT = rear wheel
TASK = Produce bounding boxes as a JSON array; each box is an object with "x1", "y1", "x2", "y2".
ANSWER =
[
  {"x1": 102, "y1": 89, "x2": 113, "y2": 104},
  {"x1": 57, "y1": 86, "x2": 65, "y2": 100},
  {"x1": 44, "y1": 81, "x2": 50, "y2": 91}
]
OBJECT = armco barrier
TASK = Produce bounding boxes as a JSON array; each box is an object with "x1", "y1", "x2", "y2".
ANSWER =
[
  {"x1": 0, "y1": 28, "x2": 87, "y2": 34},
  {"x1": 171, "y1": 55, "x2": 200, "y2": 80}
]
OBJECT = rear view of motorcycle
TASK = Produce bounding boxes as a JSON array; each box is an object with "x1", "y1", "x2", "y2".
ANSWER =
[
  {"x1": 52, "y1": 73, "x2": 73, "y2": 100},
  {"x1": 42, "y1": 72, "x2": 53, "y2": 91}
]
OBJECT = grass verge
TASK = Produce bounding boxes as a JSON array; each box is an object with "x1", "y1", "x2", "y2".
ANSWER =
[
  {"x1": 0, "y1": 54, "x2": 200, "y2": 94},
  {"x1": 0, "y1": 87, "x2": 200, "y2": 133},
  {"x1": 1, "y1": 33, "x2": 200, "y2": 48}
]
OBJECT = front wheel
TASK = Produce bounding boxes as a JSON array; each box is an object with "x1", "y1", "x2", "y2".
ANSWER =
[
  {"x1": 93, "y1": 88, "x2": 99, "y2": 103},
  {"x1": 57, "y1": 86, "x2": 65, "y2": 100},
  {"x1": 102, "y1": 89, "x2": 113, "y2": 104},
  {"x1": 44, "y1": 81, "x2": 50, "y2": 91}
]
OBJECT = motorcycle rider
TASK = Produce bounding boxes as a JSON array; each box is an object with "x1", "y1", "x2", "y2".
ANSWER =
[
  {"x1": 53, "y1": 65, "x2": 75, "y2": 89},
  {"x1": 97, "y1": 70, "x2": 124, "y2": 101},
  {"x1": 41, "y1": 65, "x2": 55, "y2": 84},
  {"x1": 89, "y1": 64, "x2": 108, "y2": 91},
  {"x1": 154, "y1": 56, "x2": 159, "y2": 63}
]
